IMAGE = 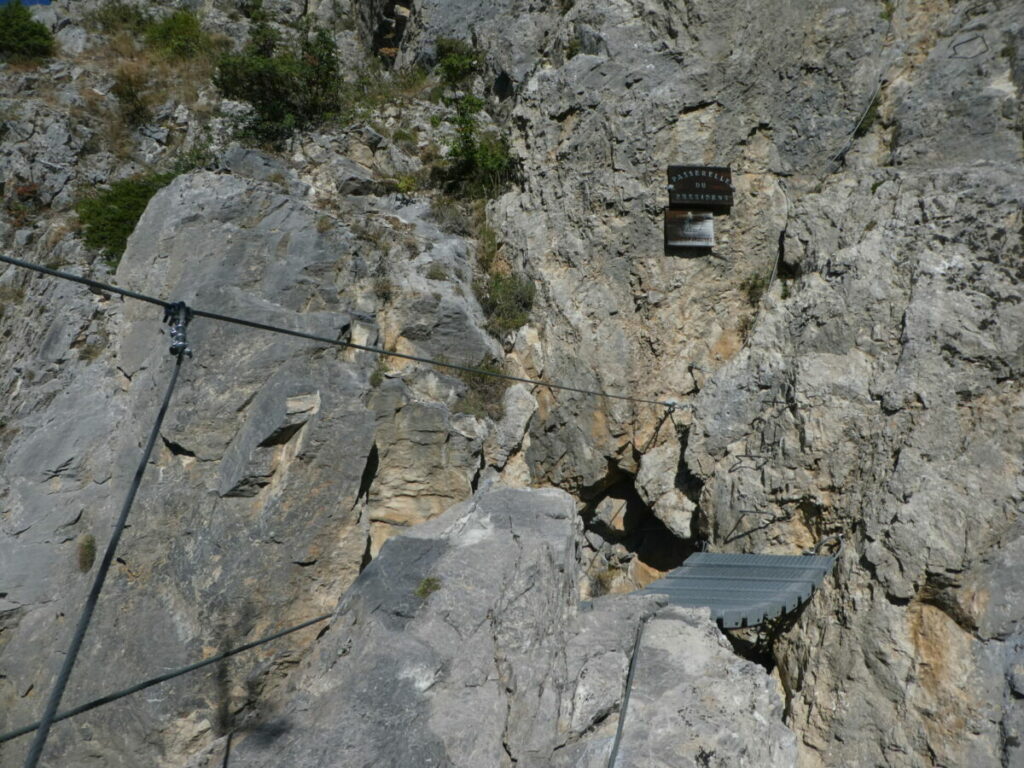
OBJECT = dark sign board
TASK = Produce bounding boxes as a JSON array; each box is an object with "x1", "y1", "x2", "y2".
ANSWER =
[
  {"x1": 665, "y1": 209, "x2": 715, "y2": 249},
  {"x1": 667, "y1": 165, "x2": 733, "y2": 212}
]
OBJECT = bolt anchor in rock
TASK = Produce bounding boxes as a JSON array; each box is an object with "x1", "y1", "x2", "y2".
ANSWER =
[{"x1": 163, "y1": 301, "x2": 193, "y2": 357}]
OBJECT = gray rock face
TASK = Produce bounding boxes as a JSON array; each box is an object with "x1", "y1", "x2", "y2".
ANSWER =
[
  {"x1": 687, "y1": 164, "x2": 1024, "y2": 768},
  {"x1": 0, "y1": 157, "x2": 508, "y2": 766},
  {"x1": 226, "y1": 487, "x2": 795, "y2": 768},
  {"x1": 612, "y1": 607, "x2": 796, "y2": 768},
  {"x1": 491, "y1": 0, "x2": 887, "y2": 496},
  {"x1": 3, "y1": 0, "x2": 1023, "y2": 766}
]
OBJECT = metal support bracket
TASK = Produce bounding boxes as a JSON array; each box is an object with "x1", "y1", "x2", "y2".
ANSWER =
[{"x1": 163, "y1": 302, "x2": 193, "y2": 357}]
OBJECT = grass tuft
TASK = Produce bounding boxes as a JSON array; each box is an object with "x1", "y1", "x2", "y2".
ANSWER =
[
  {"x1": 452, "y1": 358, "x2": 509, "y2": 420},
  {"x1": 77, "y1": 535, "x2": 97, "y2": 572},
  {"x1": 414, "y1": 576, "x2": 442, "y2": 599}
]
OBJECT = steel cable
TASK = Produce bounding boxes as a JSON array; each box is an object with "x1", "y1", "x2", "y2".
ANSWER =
[
  {"x1": 607, "y1": 613, "x2": 653, "y2": 768},
  {"x1": 0, "y1": 613, "x2": 330, "y2": 746},
  {"x1": 0, "y1": 253, "x2": 680, "y2": 410},
  {"x1": 21, "y1": 353, "x2": 186, "y2": 768}
]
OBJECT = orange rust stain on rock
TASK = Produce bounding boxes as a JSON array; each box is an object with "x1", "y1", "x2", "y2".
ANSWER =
[
  {"x1": 907, "y1": 601, "x2": 975, "y2": 761},
  {"x1": 589, "y1": 406, "x2": 609, "y2": 443},
  {"x1": 710, "y1": 327, "x2": 742, "y2": 362}
]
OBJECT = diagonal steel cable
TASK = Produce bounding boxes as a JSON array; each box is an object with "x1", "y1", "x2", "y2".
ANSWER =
[
  {"x1": 0, "y1": 613, "x2": 330, "y2": 746},
  {"x1": 21, "y1": 352, "x2": 187, "y2": 768}
]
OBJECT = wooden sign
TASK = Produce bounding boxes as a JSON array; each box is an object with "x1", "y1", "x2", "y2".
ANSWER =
[{"x1": 667, "y1": 166, "x2": 733, "y2": 212}]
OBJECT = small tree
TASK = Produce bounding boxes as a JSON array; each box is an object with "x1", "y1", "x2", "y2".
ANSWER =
[
  {"x1": 215, "y1": 14, "x2": 341, "y2": 146},
  {"x1": 0, "y1": 0, "x2": 55, "y2": 61},
  {"x1": 144, "y1": 9, "x2": 213, "y2": 60}
]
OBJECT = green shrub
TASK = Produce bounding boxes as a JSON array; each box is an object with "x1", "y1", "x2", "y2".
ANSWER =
[
  {"x1": 441, "y1": 94, "x2": 515, "y2": 198},
  {"x1": 369, "y1": 358, "x2": 387, "y2": 387},
  {"x1": 215, "y1": 20, "x2": 341, "y2": 146},
  {"x1": 373, "y1": 275, "x2": 393, "y2": 303},
  {"x1": 428, "y1": 195, "x2": 473, "y2": 235},
  {"x1": 452, "y1": 358, "x2": 509, "y2": 420},
  {"x1": 170, "y1": 140, "x2": 216, "y2": 174},
  {"x1": 426, "y1": 264, "x2": 448, "y2": 281},
  {"x1": 476, "y1": 271, "x2": 534, "y2": 336},
  {"x1": 854, "y1": 92, "x2": 882, "y2": 139},
  {"x1": 739, "y1": 272, "x2": 768, "y2": 306},
  {"x1": 476, "y1": 221, "x2": 498, "y2": 273},
  {"x1": 76, "y1": 172, "x2": 176, "y2": 265},
  {"x1": 0, "y1": 283, "x2": 26, "y2": 321},
  {"x1": 0, "y1": 0, "x2": 55, "y2": 61},
  {"x1": 111, "y1": 63, "x2": 151, "y2": 127},
  {"x1": 85, "y1": 1, "x2": 152, "y2": 34},
  {"x1": 435, "y1": 37, "x2": 478, "y2": 86},
  {"x1": 145, "y1": 9, "x2": 212, "y2": 60},
  {"x1": 336, "y1": 63, "x2": 428, "y2": 123}
]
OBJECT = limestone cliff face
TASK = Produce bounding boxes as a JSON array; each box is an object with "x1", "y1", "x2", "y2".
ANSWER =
[{"x1": 1, "y1": 0, "x2": 1022, "y2": 766}]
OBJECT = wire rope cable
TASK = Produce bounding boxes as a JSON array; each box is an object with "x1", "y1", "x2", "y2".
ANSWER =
[
  {"x1": 0, "y1": 253, "x2": 679, "y2": 410},
  {"x1": 0, "y1": 613, "x2": 330, "y2": 746},
  {"x1": 607, "y1": 614, "x2": 652, "y2": 768},
  {"x1": 0, "y1": 253, "x2": 171, "y2": 309},
  {"x1": 765, "y1": 1, "x2": 901, "y2": 294},
  {"x1": 21, "y1": 353, "x2": 187, "y2": 768}
]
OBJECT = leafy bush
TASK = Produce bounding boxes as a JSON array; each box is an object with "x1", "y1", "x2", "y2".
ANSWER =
[
  {"x1": 476, "y1": 271, "x2": 535, "y2": 337},
  {"x1": 854, "y1": 92, "x2": 882, "y2": 139},
  {"x1": 215, "y1": 19, "x2": 341, "y2": 146},
  {"x1": 475, "y1": 220, "x2": 498, "y2": 273},
  {"x1": 442, "y1": 94, "x2": 515, "y2": 198},
  {"x1": 76, "y1": 172, "x2": 176, "y2": 265},
  {"x1": 84, "y1": 0, "x2": 152, "y2": 34},
  {"x1": 145, "y1": 9, "x2": 213, "y2": 60},
  {"x1": 0, "y1": 0, "x2": 55, "y2": 61},
  {"x1": 739, "y1": 272, "x2": 769, "y2": 306},
  {"x1": 452, "y1": 359, "x2": 508, "y2": 420},
  {"x1": 436, "y1": 37, "x2": 478, "y2": 86},
  {"x1": 0, "y1": 283, "x2": 26, "y2": 321},
  {"x1": 111, "y1": 63, "x2": 151, "y2": 127}
]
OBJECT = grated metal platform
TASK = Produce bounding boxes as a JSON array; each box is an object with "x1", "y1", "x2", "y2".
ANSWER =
[{"x1": 638, "y1": 552, "x2": 836, "y2": 629}]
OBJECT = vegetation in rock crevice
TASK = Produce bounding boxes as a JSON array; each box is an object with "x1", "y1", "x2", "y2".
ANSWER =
[
  {"x1": 476, "y1": 270, "x2": 535, "y2": 337},
  {"x1": 452, "y1": 357, "x2": 508, "y2": 421},
  {"x1": 433, "y1": 38, "x2": 516, "y2": 198},
  {"x1": 414, "y1": 576, "x2": 441, "y2": 599},
  {"x1": 144, "y1": 9, "x2": 215, "y2": 60}
]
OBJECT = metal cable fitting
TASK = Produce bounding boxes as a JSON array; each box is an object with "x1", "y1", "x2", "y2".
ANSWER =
[{"x1": 163, "y1": 302, "x2": 193, "y2": 357}]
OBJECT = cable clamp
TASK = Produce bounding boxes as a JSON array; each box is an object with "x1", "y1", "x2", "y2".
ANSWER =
[{"x1": 163, "y1": 301, "x2": 193, "y2": 357}]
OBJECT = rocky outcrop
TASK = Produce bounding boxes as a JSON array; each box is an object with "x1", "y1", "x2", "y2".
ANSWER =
[
  {"x1": 687, "y1": 163, "x2": 1024, "y2": 767},
  {"x1": 224, "y1": 487, "x2": 795, "y2": 768},
  {"x1": 2, "y1": 0, "x2": 1023, "y2": 766},
  {"x1": 0, "y1": 154, "x2": 512, "y2": 765}
]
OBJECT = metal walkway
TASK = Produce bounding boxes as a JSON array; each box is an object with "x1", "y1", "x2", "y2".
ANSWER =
[{"x1": 638, "y1": 552, "x2": 836, "y2": 629}]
